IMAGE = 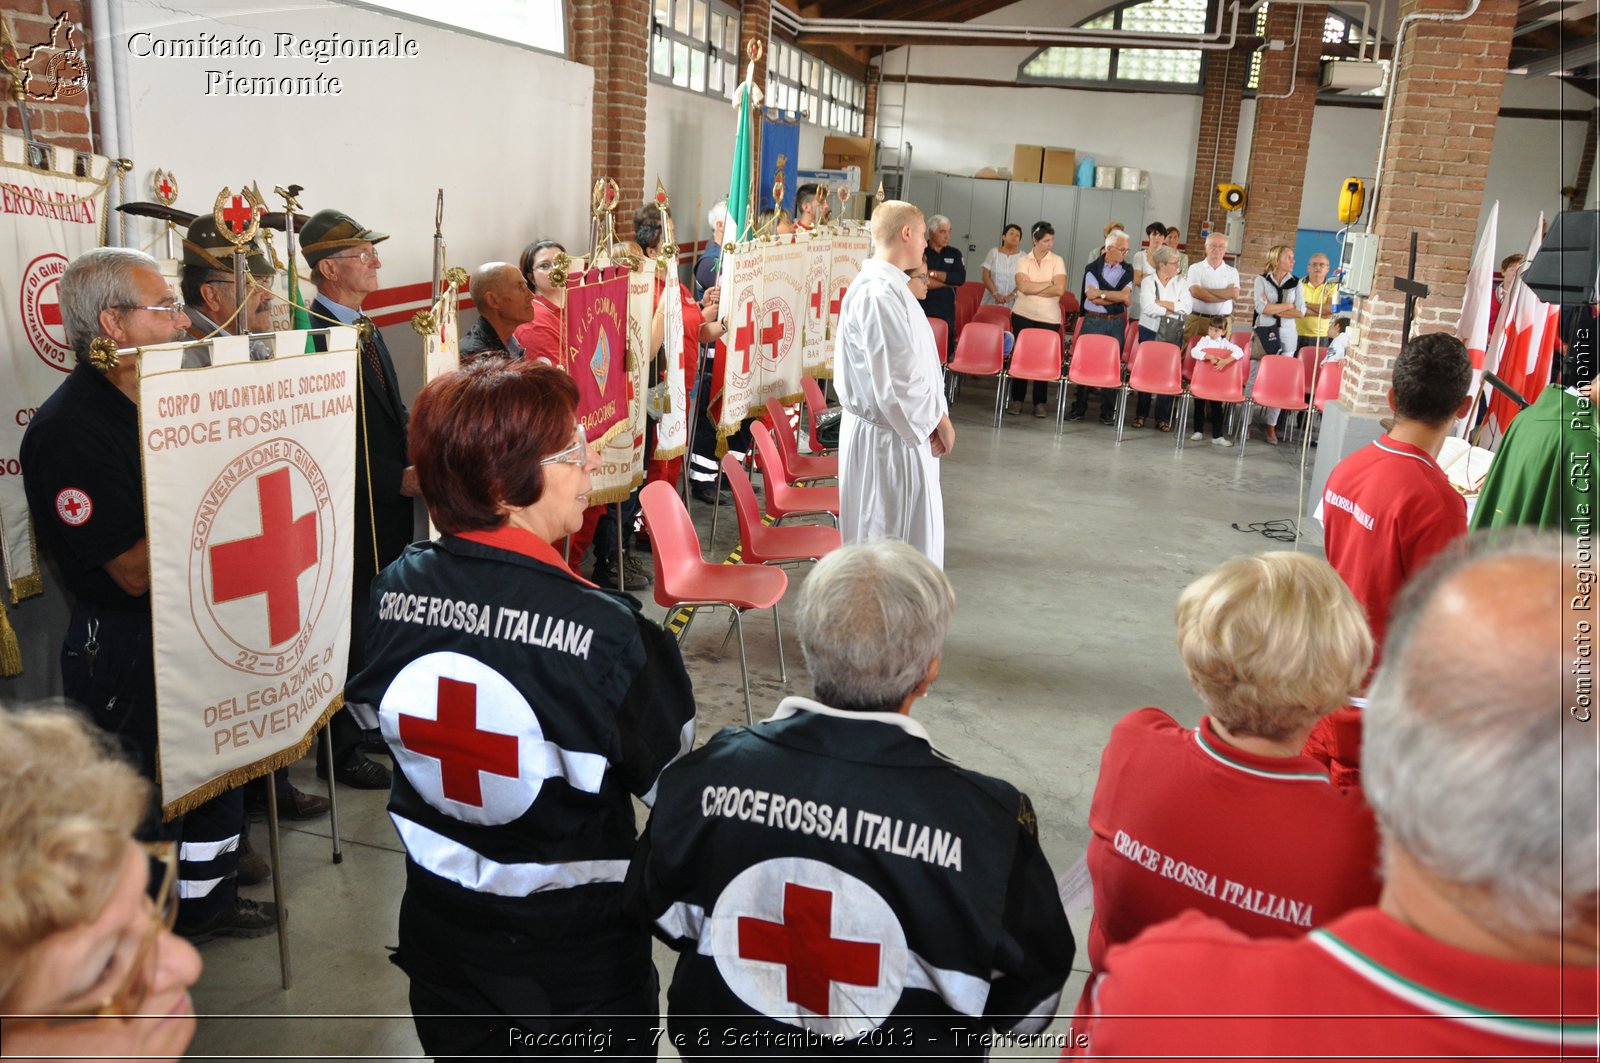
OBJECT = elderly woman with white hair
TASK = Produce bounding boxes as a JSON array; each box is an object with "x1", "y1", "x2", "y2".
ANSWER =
[
  {"x1": 1082, "y1": 551, "x2": 1380, "y2": 995},
  {"x1": 0, "y1": 706, "x2": 203, "y2": 1063},
  {"x1": 627, "y1": 541, "x2": 1076, "y2": 1054},
  {"x1": 1132, "y1": 244, "x2": 1193, "y2": 430}
]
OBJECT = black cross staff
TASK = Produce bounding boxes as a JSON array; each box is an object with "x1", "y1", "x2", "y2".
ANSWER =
[{"x1": 1393, "y1": 231, "x2": 1429, "y2": 347}]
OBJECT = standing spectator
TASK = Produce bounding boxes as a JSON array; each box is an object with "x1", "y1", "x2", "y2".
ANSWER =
[
  {"x1": 626, "y1": 541, "x2": 1075, "y2": 1056},
  {"x1": 1134, "y1": 245, "x2": 1192, "y2": 430},
  {"x1": 1083, "y1": 553, "x2": 1379, "y2": 994},
  {"x1": 794, "y1": 182, "x2": 823, "y2": 231},
  {"x1": 1069, "y1": 229, "x2": 1132, "y2": 424},
  {"x1": 1297, "y1": 252, "x2": 1337, "y2": 352},
  {"x1": 981, "y1": 223, "x2": 1024, "y2": 307},
  {"x1": 920, "y1": 214, "x2": 966, "y2": 361},
  {"x1": 1249, "y1": 244, "x2": 1304, "y2": 445},
  {"x1": 1074, "y1": 534, "x2": 1599, "y2": 1061},
  {"x1": 1166, "y1": 226, "x2": 1187, "y2": 270},
  {"x1": 461, "y1": 262, "x2": 534, "y2": 361},
  {"x1": 1008, "y1": 221, "x2": 1067, "y2": 417},
  {"x1": 514, "y1": 238, "x2": 568, "y2": 371},
  {"x1": 1130, "y1": 221, "x2": 1168, "y2": 318},
  {"x1": 695, "y1": 201, "x2": 728, "y2": 295},
  {"x1": 1185, "y1": 233, "x2": 1241, "y2": 340}
]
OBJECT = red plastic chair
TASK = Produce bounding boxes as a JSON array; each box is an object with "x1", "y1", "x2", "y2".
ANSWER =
[
  {"x1": 1067, "y1": 332, "x2": 1123, "y2": 386},
  {"x1": 723, "y1": 454, "x2": 840, "y2": 568},
  {"x1": 750, "y1": 422, "x2": 840, "y2": 526},
  {"x1": 928, "y1": 317, "x2": 949, "y2": 366},
  {"x1": 1295, "y1": 345, "x2": 1325, "y2": 394},
  {"x1": 1313, "y1": 360, "x2": 1344, "y2": 410},
  {"x1": 955, "y1": 281, "x2": 984, "y2": 335},
  {"x1": 1123, "y1": 316, "x2": 1141, "y2": 361},
  {"x1": 945, "y1": 321, "x2": 1007, "y2": 425},
  {"x1": 1005, "y1": 328, "x2": 1065, "y2": 424},
  {"x1": 1179, "y1": 354, "x2": 1248, "y2": 453},
  {"x1": 1060, "y1": 291, "x2": 1080, "y2": 325},
  {"x1": 1242, "y1": 355, "x2": 1309, "y2": 454},
  {"x1": 971, "y1": 304, "x2": 1013, "y2": 332},
  {"x1": 1117, "y1": 340, "x2": 1184, "y2": 450},
  {"x1": 640, "y1": 480, "x2": 788, "y2": 724},
  {"x1": 1230, "y1": 330, "x2": 1254, "y2": 356},
  {"x1": 765, "y1": 398, "x2": 838, "y2": 483},
  {"x1": 801, "y1": 376, "x2": 833, "y2": 455}
]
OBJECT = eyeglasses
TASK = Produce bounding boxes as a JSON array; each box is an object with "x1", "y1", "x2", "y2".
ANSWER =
[
  {"x1": 540, "y1": 424, "x2": 589, "y2": 467},
  {"x1": 329, "y1": 250, "x2": 379, "y2": 265},
  {"x1": 531, "y1": 261, "x2": 559, "y2": 273},
  {"x1": 41, "y1": 842, "x2": 178, "y2": 1024},
  {"x1": 907, "y1": 273, "x2": 929, "y2": 282},
  {"x1": 114, "y1": 301, "x2": 185, "y2": 320}
]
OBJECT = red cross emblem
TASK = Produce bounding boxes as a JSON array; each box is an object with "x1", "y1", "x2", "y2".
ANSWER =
[
  {"x1": 762, "y1": 304, "x2": 791, "y2": 366},
  {"x1": 829, "y1": 285, "x2": 845, "y2": 319},
  {"x1": 220, "y1": 194, "x2": 254, "y2": 234},
  {"x1": 40, "y1": 297, "x2": 61, "y2": 328},
  {"x1": 739, "y1": 882, "x2": 881, "y2": 1017},
  {"x1": 733, "y1": 300, "x2": 758, "y2": 374},
  {"x1": 809, "y1": 280, "x2": 825, "y2": 318},
  {"x1": 399, "y1": 677, "x2": 520, "y2": 807},
  {"x1": 158, "y1": 176, "x2": 174, "y2": 199},
  {"x1": 54, "y1": 487, "x2": 91, "y2": 526},
  {"x1": 209, "y1": 467, "x2": 319, "y2": 645}
]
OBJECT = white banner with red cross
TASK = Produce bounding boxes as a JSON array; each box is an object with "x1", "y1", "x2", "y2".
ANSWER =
[
  {"x1": 828, "y1": 231, "x2": 872, "y2": 346},
  {"x1": 751, "y1": 236, "x2": 807, "y2": 409},
  {"x1": 718, "y1": 243, "x2": 766, "y2": 435},
  {"x1": 800, "y1": 234, "x2": 834, "y2": 379},
  {"x1": 0, "y1": 133, "x2": 112, "y2": 607},
  {"x1": 138, "y1": 329, "x2": 357, "y2": 817}
]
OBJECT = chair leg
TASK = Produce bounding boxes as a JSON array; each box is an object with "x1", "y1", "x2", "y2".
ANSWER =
[
  {"x1": 734, "y1": 609, "x2": 753, "y2": 726},
  {"x1": 709, "y1": 477, "x2": 723, "y2": 548},
  {"x1": 1172, "y1": 393, "x2": 1186, "y2": 457},
  {"x1": 1239, "y1": 401, "x2": 1253, "y2": 457},
  {"x1": 1177, "y1": 393, "x2": 1192, "y2": 454},
  {"x1": 993, "y1": 376, "x2": 1005, "y2": 427},
  {"x1": 1056, "y1": 379, "x2": 1068, "y2": 426},
  {"x1": 772, "y1": 603, "x2": 786, "y2": 684},
  {"x1": 1115, "y1": 386, "x2": 1129, "y2": 443},
  {"x1": 717, "y1": 608, "x2": 738, "y2": 658},
  {"x1": 677, "y1": 607, "x2": 699, "y2": 644}
]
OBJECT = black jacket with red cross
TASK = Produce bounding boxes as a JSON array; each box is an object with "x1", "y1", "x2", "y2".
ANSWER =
[
  {"x1": 623, "y1": 696, "x2": 1075, "y2": 1057},
  {"x1": 345, "y1": 525, "x2": 696, "y2": 931}
]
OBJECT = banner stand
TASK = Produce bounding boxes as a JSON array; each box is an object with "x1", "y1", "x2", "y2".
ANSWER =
[
  {"x1": 266, "y1": 784, "x2": 291, "y2": 989},
  {"x1": 323, "y1": 730, "x2": 343, "y2": 864}
]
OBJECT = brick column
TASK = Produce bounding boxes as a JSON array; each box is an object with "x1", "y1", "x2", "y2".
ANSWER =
[
  {"x1": 1184, "y1": 40, "x2": 1252, "y2": 251},
  {"x1": 741, "y1": 0, "x2": 771, "y2": 98},
  {"x1": 568, "y1": 0, "x2": 649, "y2": 241},
  {"x1": 863, "y1": 62, "x2": 879, "y2": 142},
  {"x1": 1343, "y1": 0, "x2": 1517, "y2": 416},
  {"x1": 2, "y1": 1, "x2": 97, "y2": 153},
  {"x1": 1235, "y1": 3, "x2": 1326, "y2": 328}
]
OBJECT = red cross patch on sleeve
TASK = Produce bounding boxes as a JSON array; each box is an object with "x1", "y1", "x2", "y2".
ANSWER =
[{"x1": 55, "y1": 487, "x2": 93, "y2": 526}]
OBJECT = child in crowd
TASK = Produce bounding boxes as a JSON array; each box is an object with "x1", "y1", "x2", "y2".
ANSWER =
[
  {"x1": 1191, "y1": 315, "x2": 1246, "y2": 447},
  {"x1": 1322, "y1": 317, "x2": 1350, "y2": 363}
]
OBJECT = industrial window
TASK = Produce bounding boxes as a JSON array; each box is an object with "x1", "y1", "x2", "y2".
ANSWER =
[
  {"x1": 359, "y1": 0, "x2": 564, "y2": 55},
  {"x1": 768, "y1": 40, "x2": 866, "y2": 135},
  {"x1": 1018, "y1": 0, "x2": 1207, "y2": 89},
  {"x1": 1247, "y1": 5, "x2": 1387, "y2": 95},
  {"x1": 651, "y1": 0, "x2": 740, "y2": 99}
]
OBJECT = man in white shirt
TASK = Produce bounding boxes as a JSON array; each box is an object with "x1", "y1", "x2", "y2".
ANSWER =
[
  {"x1": 834, "y1": 201, "x2": 956, "y2": 567},
  {"x1": 1186, "y1": 233, "x2": 1241, "y2": 340}
]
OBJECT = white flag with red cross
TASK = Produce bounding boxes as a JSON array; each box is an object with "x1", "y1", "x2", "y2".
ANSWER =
[
  {"x1": 1455, "y1": 202, "x2": 1499, "y2": 439},
  {"x1": 828, "y1": 232, "x2": 872, "y2": 344},
  {"x1": 138, "y1": 330, "x2": 357, "y2": 817},
  {"x1": 718, "y1": 242, "x2": 766, "y2": 435},
  {"x1": 0, "y1": 133, "x2": 113, "y2": 609},
  {"x1": 752, "y1": 235, "x2": 808, "y2": 409},
  {"x1": 801, "y1": 233, "x2": 835, "y2": 379}
]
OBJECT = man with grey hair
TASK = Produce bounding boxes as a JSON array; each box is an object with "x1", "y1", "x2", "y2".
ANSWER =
[
  {"x1": 920, "y1": 213, "x2": 965, "y2": 360},
  {"x1": 21, "y1": 246, "x2": 278, "y2": 942},
  {"x1": 1075, "y1": 532, "x2": 1598, "y2": 1057},
  {"x1": 1069, "y1": 229, "x2": 1132, "y2": 424},
  {"x1": 626, "y1": 541, "x2": 1075, "y2": 1055}
]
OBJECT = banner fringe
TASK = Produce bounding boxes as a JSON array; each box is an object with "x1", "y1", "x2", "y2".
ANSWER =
[
  {"x1": 587, "y1": 473, "x2": 645, "y2": 507},
  {"x1": 161, "y1": 695, "x2": 344, "y2": 820},
  {"x1": 0, "y1": 598, "x2": 22, "y2": 677},
  {"x1": 652, "y1": 443, "x2": 688, "y2": 462},
  {"x1": 10, "y1": 572, "x2": 42, "y2": 605}
]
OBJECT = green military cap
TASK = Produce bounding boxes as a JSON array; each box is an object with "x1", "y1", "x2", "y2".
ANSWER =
[
  {"x1": 183, "y1": 216, "x2": 274, "y2": 276},
  {"x1": 300, "y1": 208, "x2": 389, "y2": 268}
]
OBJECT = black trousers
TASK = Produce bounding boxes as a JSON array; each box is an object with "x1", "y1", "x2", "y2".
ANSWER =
[
  {"x1": 1009, "y1": 312, "x2": 1058, "y2": 405},
  {"x1": 1072, "y1": 314, "x2": 1124, "y2": 415},
  {"x1": 62, "y1": 603, "x2": 239, "y2": 924},
  {"x1": 688, "y1": 367, "x2": 755, "y2": 488},
  {"x1": 395, "y1": 886, "x2": 658, "y2": 1061}
]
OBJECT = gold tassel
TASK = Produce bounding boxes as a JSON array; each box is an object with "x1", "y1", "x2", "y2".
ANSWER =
[{"x1": 0, "y1": 597, "x2": 22, "y2": 677}]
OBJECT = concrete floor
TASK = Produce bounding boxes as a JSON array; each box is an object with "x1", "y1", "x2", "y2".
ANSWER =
[{"x1": 188, "y1": 384, "x2": 1327, "y2": 1061}]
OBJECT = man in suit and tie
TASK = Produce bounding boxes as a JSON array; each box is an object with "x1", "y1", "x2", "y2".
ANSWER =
[{"x1": 302, "y1": 208, "x2": 419, "y2": 789}]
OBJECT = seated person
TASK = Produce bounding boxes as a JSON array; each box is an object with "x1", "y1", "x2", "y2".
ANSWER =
[
  {"x1": 1322, "y1": 316, "x2": 1350, "y2": 363},
  {"x1": 1188, "y1": 315, "x2": 1246, "y2": 446},
  {"x1": 0, "y1": 706, "x2": 203, "y2": 1063},
  {"x1": 1083, "y1": 552, "x2": 1380, "y2": 999},
  {"x1": 626, "y1": 541, "x2": 1075, "y2": 1057},
  {"x1": 1076, "y1": 534, "x2": 1599, "y2": 1058}
]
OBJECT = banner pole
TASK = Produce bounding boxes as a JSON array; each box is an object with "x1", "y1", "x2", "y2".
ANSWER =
[
  {"x1": 265, "y1": 783, "x2": 292, "y2": 989},
  {"x1": 322, "y1": 728, "x2": 343, "y2": 864},
  {"x1": 615, "y1": 503, "x2": 625, "y2": 592}
]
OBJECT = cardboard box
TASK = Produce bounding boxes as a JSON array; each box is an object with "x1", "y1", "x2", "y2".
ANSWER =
[
  {"x1": 1012, "y1": 144, "x2": 1044, "y2": 183},
  {"x1": 822, "y1": 135, "x2": 875, "y2": 191},
  {"x1": 1041, "y1": 147, "x2": 1077, "y2": 186}
]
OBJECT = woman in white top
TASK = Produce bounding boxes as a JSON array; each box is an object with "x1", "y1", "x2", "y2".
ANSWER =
[
  {"x1": 981, "y1": 224, "x2": 1024, "y2": 307},
  {"x1": 1133, "y1": 246, "x2": 1193, "y2": 430},
  {"x1": 1007, "y1": 221, "x2": 1068, "y2": 416},
  {"x1": 1129, "y1": 221, "x2": 1168, "y2": 319}
]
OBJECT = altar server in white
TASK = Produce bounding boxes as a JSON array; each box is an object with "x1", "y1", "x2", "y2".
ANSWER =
[{"x1": 834, "y1": 201, "x2": 955, "y2": 566}]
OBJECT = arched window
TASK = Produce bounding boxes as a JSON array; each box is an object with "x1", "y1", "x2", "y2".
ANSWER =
[{"x1": 1018, "y1": 0, "x2": 1208, "y2": 89}]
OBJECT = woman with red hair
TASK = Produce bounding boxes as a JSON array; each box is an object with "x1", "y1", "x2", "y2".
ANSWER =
[{"x1": 347, "y1": 359, "x2": 697, "y2": 1060}]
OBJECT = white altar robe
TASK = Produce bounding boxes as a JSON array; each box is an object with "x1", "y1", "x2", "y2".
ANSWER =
[{"x1": 833, "y1": 258, "x2": 950, "y2": 566}]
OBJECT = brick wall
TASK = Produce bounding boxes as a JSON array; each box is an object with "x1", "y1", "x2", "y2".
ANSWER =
[
  {"x1": 3, "y1": 0, "x2": 96, "y2": 154},
  {"x1": 741, "y1": 0, "x2": 771, "y2": 98},
  {"x1": 1184, "y1": 41, "x2": 1252, "y2": 252},
  {"x1": 1235, "y1": 3, "x2": 1326, "y2": 329},
  {"x1": 1344, "y1": 0, "x2": 1516, "y2": 416},
  {"x1": 568, "y1": 0, "x2": 649, "y2": 242}
]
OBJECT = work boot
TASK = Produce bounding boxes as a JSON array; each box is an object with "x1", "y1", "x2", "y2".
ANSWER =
[{"x1": 177, "y1": 897, "x2": 278, "y2": 944}]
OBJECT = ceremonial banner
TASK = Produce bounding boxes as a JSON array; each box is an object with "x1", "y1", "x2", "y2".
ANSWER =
[
  {"x1": 564, "y1": 267, "x2": 631, "y2": 447},
  {"x1": 138, "y1": 330, "x2": 357, "y2": 816},
  {"x1": 655, "y1": 273, "x2": 690, "y2": 460},
  {"x1": 801, "y1": 233, "x2": 834, "y2": 378},
  {"x1": 421, "y1": 283, "x2": 460, "y2": 384},
  {"x1": 0, "y1": 133, "x2": 112, "y2": 604},
  {"x1": 589, "y1": 269, "x2": 650, "y2": 506},
  {"x1": 752, "y1": 236, "x2": 807, "y2": 407},
  {"x1": 1456, "y1": 203, "x2": 1498, "y2": 439},
  {"x1": 718, "y1": 242, "x2": 765, "y2": 434},
  {"x1": 1485, "y1": 216, "x2": 1560, "y2": 440},
  {"x1": 828, "y1": 231, "x2": 872, "y2": 343}
]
